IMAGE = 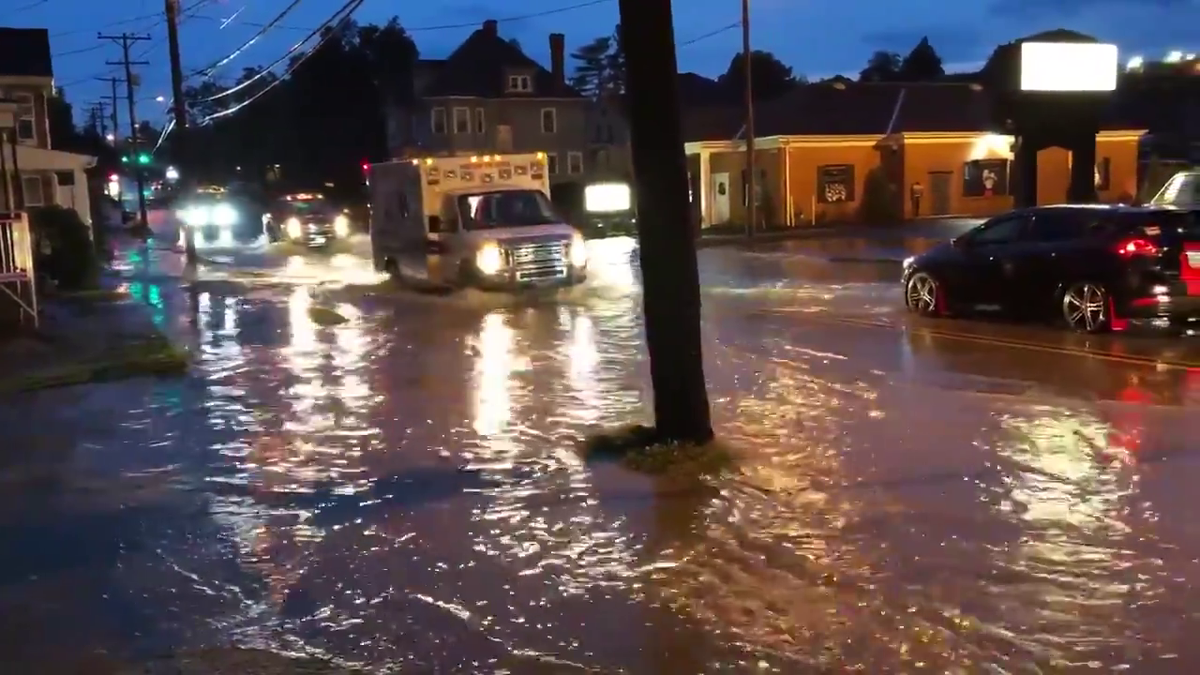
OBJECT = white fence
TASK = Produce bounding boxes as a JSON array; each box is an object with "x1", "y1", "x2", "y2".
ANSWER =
[{"x1": 0, "y1": 211, "x2": 38, "y2": 328}]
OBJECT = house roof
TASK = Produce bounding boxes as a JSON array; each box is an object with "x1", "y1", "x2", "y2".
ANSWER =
[
  {"x1": 0, "y1": 28, "x2": 53, "y2": 78},
  {"x1": 689, "y1": 81, "x2": 1144, "y2": 142},
  {"x1": 423, "y1": 22, "x2": 579, "y2": 98}
]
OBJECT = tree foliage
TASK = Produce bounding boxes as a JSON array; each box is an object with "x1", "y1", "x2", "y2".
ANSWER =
[
  {"x1": 174, "y1": 17, "x2": 418, "y2": 199},
  {"x1": 859, "y1": 38, "x2": 945, "y2": 82},
  {"x1": 717, "y1": 50, "x2": 802, "y2": 101},
  {"x1": 568, "y1": 25, "x2": 624, "y2": 98}
]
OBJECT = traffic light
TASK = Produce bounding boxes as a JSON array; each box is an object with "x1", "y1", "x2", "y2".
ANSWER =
[
  {"x1": 121, "y1": 155, "x2": 129, "y2": 163},
  {"x1": 137, "y1": 153, "x2": 150, "y2": 164}
]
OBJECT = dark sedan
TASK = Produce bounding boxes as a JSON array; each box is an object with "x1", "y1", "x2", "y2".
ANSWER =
[
  {"x1": 264, "y1": 193, "x2": 351, "y2": 248},
  {"x1": 902, "y1": 204, "x2": 1200, "y2": 333}
]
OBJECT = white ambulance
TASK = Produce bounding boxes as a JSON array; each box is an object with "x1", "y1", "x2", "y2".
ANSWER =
[{"x1": 368, "y1": 152, "x2": 588, "y2": 291}]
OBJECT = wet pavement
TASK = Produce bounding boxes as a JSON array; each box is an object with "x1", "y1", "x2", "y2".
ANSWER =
[{"x1": 3, "y1": 217, "x2": 1200, "y2": 672}]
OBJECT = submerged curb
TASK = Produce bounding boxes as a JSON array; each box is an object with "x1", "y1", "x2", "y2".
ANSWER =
[{"x1": 0, "y1": 336, "x2": 190, "y2": 395}]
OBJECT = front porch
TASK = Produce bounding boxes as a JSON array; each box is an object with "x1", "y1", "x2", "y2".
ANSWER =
[{"x1": 1, "y1": 144, "x2": 97, "y2": 230}]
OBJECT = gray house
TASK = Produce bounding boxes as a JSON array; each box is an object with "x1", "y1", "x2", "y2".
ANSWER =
[{"x1": 385, "y1": 20, "x2": 619, "y2": 187}]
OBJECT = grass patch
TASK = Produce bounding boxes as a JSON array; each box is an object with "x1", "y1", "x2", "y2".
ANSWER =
[
  {"x1": 579, "y1": 423, "x2": 735, "y2": 476},
  {"x1": 55, "y1": 287, "x2": 129, "y2": 303},
  {"x1": 0, "y1": 333, "x2": 190, "y2": 394}
]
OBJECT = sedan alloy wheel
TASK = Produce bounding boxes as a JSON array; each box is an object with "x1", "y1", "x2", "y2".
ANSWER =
[
  {"x1": 1061, "y1": 282, "x2": 1109, "y2": 333},
  {"x1": 905, "y1": 272, "x2": 941, "y2": 316}
]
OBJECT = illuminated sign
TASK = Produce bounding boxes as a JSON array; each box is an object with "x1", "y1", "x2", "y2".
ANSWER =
[{"x1": 1019, "y1": 42, "x2": 1119, "y2": 92}]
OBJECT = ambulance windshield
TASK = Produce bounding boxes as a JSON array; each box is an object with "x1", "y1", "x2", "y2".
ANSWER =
[{"x1": 458, "y1": 189, "x2": 560, "y2": 230}]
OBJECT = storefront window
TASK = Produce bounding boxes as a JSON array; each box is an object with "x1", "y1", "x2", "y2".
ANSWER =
[
  {"x1": 816, "y1": 164, "x2": 855, "y2": 203},
  {"x1": 963, "y1": 159, "x2": 1009, "y2": 197}
]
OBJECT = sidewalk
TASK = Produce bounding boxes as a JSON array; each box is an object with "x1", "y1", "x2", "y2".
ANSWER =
[
  {"x1": 698, "y1": 217, "x2": 982, "y2": 262},
  {"x1": 0, "y1": 265, "x2": 189, "y2": 395}
]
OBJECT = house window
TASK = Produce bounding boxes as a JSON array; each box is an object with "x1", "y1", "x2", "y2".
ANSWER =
[
  {"x1": 431, "y1": 107, "x2": 447, "y2": 135},
  {"x1": 541, "y1": 108, "x2": 557, "y2": 134},
  {"x1": 452, "y1": 107, "x2": 470, "y2": 134},
  {"x1": 568, "y1": 151, "x2": 583, "y2": 174},
  {"x1": 22, "y1": 175, "x2": 44, "y2": 206},
  {"x1": 816, "y1": 164, "x2": 855, "y2": 203},
  {"x1": 963, "y1": 159, "x2": 1009, "y2": 197},
  {"x1": 14, "y1": 92, "x2": 36, "y2": 143},
  {"x1": 1095, "y1": 157, "x2": 1111, "y2": 191},
  {"x1": 474, "y1": 108, "x2": 485, "y2": 135},
  {"x1": 546, "y1": 152, "x2": 559, "y2": 175},
  {"x1": 506, "y1": 75, "x2": 532, "y2": 92}
]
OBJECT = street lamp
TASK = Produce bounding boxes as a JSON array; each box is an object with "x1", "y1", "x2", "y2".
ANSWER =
[{"x1": 155, "y1": 95, "x2": 166, "y2": 102}]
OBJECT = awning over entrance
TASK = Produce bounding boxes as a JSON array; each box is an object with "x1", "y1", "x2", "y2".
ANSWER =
[{"x1": 13, "y1": 145, "x2": 96, "y2": 171}]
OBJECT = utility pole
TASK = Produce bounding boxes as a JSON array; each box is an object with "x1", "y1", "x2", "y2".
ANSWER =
[
  {"x1": 95, "y1": 76, "x2": 121, "y2": 143},
  {"x1": 99, "y1": 32, "x2": 151, "y2": 233},
  {"x1": 165, "y1": 0, "x2": 197, "y2": 265},
  {"x1": 741, "y1": 0, "x2": 756, "y2": 238},
  {"x1": 616, "y1": 0, "x2": 712, "y2": 443}
]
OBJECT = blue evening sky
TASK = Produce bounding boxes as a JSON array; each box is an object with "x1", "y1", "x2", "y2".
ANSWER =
[{"x1": 3, "y1": 0, "x2": 1196, "y2": 126}]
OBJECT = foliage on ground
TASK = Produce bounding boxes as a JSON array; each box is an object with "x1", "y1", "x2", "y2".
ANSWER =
[
  {"x1": 28, "y1": 205, "x2": 101, "y2": 291},
  {"x1": 579, "y1": 423, "x2": 735, "y2": 476},
  {"x1": 0, "y1": 332, "x2": 189, "y2": 394}
]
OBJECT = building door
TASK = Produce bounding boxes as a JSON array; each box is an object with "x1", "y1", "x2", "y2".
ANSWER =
[
  {"x1": 929, "y1": 171, "x2": 953, "y2": 216},
  {"x1": 712, "y1": 172, "x2": 731, "y2": 224},
  {"x1": 496, "y1": 125, "x2": 513, "y2": 152}
]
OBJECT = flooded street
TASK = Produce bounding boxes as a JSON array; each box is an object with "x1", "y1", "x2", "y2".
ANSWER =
[{"x1": 4, "y1": 226, "x2": 1200, "y2": 673}]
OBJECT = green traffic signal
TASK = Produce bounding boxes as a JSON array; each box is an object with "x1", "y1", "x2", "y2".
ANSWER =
[
  {"x1": 137, "y1": 154, "x2": 150, "y2": 164},
  {"x1": 121, "y1": 156, "x2": 129, "y2": 163}
]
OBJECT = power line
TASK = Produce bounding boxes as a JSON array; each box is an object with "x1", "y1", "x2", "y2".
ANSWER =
[
  {"x1": 194, "y1": 0, "x2": 363, "y2": 104},
  {"x1": 197, "y1": 0, "x2": 365, "y2": 122},
  {"x1": 4, "y1": 0, "x2": 49, "y2": 16},
  {"x1": 189, "y1": 0, "x2": 614, "y2": 34},
  {"x1": 679, "y1": 23, "x2": 740, "y2": 48},
  {"x1": 187, "y1": 0, "x2": 307, "y2": 79}
]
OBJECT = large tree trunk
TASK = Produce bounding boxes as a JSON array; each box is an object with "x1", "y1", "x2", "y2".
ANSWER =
[{"x1": 618, "y1": 0, "x2": 713, "y2": 444}]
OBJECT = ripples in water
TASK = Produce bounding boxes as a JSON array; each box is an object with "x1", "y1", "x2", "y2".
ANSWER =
[{"x1": 2, "y1": 249, "x2": 1199, "y2": 672}]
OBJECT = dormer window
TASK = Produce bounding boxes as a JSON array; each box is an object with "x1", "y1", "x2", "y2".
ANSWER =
[{"x1": 507, "y1": 75, "x2": 532, "y2": 93}]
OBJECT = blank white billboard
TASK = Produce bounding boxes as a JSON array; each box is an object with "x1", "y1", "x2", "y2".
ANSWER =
[{"x1": 1019, "y1": 42, "x2": 1119, "y2": 92}]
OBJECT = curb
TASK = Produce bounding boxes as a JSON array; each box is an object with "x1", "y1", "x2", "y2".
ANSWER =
[{"x1": 0, "y1": 335, "x2": 190, "y2": 395}]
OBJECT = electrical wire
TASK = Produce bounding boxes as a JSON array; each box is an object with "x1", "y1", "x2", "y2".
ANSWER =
[
  {"x1": 4, "y1": 0, "x2": 49, "y2": 16},
  {"x1": 679, "y1": 22, "x2": 740, "y2": 47},
  {"x1": 193, "y1": 0, "x2": 363, "y2": 105},
  {"x1": 187, "y1": 0, "x2": 307, "y2": 79},
  {"x1": 191, "y1": 0, "x2": 614, "y2": 35},
  {"x1": 197, "y1": 0, "x2": 364, "y2": 123}
]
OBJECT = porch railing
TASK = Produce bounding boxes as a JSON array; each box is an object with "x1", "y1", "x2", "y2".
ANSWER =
[{"x1": 0, "y1": 211, "x2": 38, "y2": 328}]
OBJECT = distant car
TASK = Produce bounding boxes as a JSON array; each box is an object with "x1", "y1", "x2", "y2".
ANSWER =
[
  {"x1": 902, "y1": 205, "x2": 1200, "y2": 333},
  {"x1": 175, "y1": 184, "x2": 264, "y2": 248},
  {"x1": 264, "y1": 192, "x2": 351, "y2": 248}
]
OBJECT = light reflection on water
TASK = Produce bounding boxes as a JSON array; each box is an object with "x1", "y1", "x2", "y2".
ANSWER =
[{"x1": 6, "y1": 251, "x2": 1200, "y2": 672}]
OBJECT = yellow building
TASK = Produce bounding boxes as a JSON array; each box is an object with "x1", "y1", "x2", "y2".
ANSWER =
[{"x1": 684, "y1": 82, "x2": 1145, "y2": 228}]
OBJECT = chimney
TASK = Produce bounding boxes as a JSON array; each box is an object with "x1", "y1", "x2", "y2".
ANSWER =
[
  {"x1": 482, "y1": 19, "x2": 498, "y2": 36},
  {"x1": 549, "y1": 33, "x2": 565, "y2": 86}
]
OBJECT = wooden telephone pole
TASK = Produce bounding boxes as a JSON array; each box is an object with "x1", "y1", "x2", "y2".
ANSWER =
[
  {"x1": 616, "y1": 0, "x2": 713, "y2": 443},
  {"x1": 165, "y1": 0, "x2": 197, "y2": 265},
  {"x1": 98, "y1": 32, "x2": 151, "y2": 231},
  {"x1": 741, "y1": 0, "x2": 755, "y2": 237},
  {"x1": 95, "y1": 76, "x2": 121, "y2": 142}
]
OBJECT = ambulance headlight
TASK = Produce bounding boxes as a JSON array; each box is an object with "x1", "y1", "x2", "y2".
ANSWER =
[
  {"x1": 178, "y1": 206, "x2": 208, "y2": 226},
  {"x1": 475, "y1": 241, "x2": 504, "y2": 275},
  {"x1": 569, "y1": 232, "x2": 588, "y2": 268}
]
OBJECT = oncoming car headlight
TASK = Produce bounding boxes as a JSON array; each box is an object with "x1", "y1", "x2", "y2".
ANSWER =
[
  {"x1": 285, "y1": 217, "x2": 302, "y2": 239},
  {"x1": 569, "y1": 232, "x2": 588, "y2": 268},
  {"x1": 178, "y1": 206, "x2": 209, "y2": 226},
  {"x1": 211, "y1": 203, "x2": 238, "y2": 227},
  {"x1": 475, "y1": 241, "x2": 504, "y2": 275},
  {"x1": 333, "y1": 214, "x2": 350, "y2": 237}
]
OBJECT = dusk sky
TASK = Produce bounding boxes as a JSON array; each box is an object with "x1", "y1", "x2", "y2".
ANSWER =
[{"x1": 4, "y1": 0, "x2": 1197, "y2": 127}]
